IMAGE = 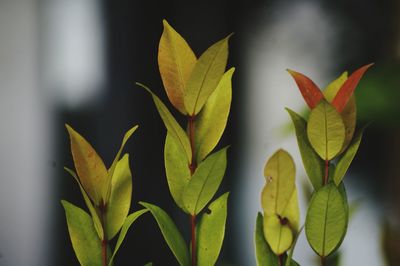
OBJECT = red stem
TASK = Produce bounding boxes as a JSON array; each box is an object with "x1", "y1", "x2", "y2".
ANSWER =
[
  {"x1": 324, "y1": 159, "x2": 329, "y2": 185},
  {"x1": 278, "y1": 254, "x2": 284, "y2": 266},
  {"x1": 320, "y1": 256, "x2": 326, "y2": 266},
  {"x1": 188, "y1": 115, "x2": 197, "y2": 266}
]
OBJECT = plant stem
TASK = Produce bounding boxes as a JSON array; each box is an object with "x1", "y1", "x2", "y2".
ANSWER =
[
  {"x1": 278, "y1": 254, "x2": 284, "y2": 266},
  {"x1": 100, "y1": 202, "x2": 107, "y2": 266},
  {"x1": 320, "y1": 256, "x2": 326, "y2": 266},
  {"x1": 188, "y1": 115, "x2": 197, "y2": 266},
  {"x1": 324, "y1": 160, "x2": 329, "y2": 185}
]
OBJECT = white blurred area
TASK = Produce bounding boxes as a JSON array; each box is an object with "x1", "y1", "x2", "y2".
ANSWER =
[
  {"x1": 0, "y1": 0, "x2": 104, "y2": 265},
  {"x1": 239, "y1": 1, "x2": 384, "y2": 265}
]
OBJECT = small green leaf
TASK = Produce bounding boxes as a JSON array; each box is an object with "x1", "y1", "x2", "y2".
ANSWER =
[
  {"x1": 262, "y1": 149, "x2": 296, "y2": 216},
  {"x1": 184, "y1": 35, "x2": 231, "y2": 115},
  {"x1": 286, "y1": 108, "x2": 324, "y2": 189},
  {"x1": 66, "y1": 124, "x2": 108, "y2": 205},
  {"x1": 307, "y1": 100, "x2": 346, "y2": 160},
  {"x1": 108, "y1": 209, "x2": 149, "y2": 266},
  {"x1": 104, "y1": 125, "x2": 138, "y2": 202},
  {"x1": 195, "y1": 68, "x2": 234, "y2": 162},
  {"x1": 105, "y1": 154, "x2": 132, "y2": 240},
  {"x1": 254, "y1": 213, "x2": 279, "y2": 266},
  {"x1": 197, "y1": 192, "x2": 229, "y2": 266},
  {"x1": 139, "y1": 202, "x2": 190, "y2": 266},
  {"x1": 305, "y1": 183, "x2": 348, "y2": 257},
  {"x1": 158, "y1": 20, "x2": 197, "y2": 114},
  {"x1": 263, "y1": 214, "x2": 293, "y2": 255},
  {"x1": 64, "y1": 167, "x2": 104, "y2": 240},
  {"x1": 137, "y1": 82, "x2": 192, "y2": 162},
  {"x1": 165, "y1": 133, "x2": 191, "y2": 211},
  {"x1": 61, "y1": 200, "x2": 102, "y2": 266},
  {"x1": 182, "y1": 147, "x2": 228, "y2": 215},
  {"x1": 334, "y1": 127, "x2": 364, "y2": 185},
  {"x1": 323, "y1": 72, "x2": 356, "y2": 152}
]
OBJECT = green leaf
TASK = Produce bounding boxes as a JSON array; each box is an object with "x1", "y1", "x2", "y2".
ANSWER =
[
  {"x1": 108, "y1": 209, "x2": 149, "y2": 266},
  {"x1": 285, "y1": 225, "x2": 304, "y2": 266},
  {"x1": 165, "y1": 132, "x2": 191, "y2": 211},
  {"x1": 184, "y1": 35, "x2": 231, "y2": 115},
  {"x1": 66, "y1": 124, "x2": 108, "y2": 205},
  {"x1": 137, "y1": 82, "x2": 192, "y2": 162},
  {"x1": 263, "y1": 214, "x2": 293, "y2": 255},
  {"x1": 254, "y1": 213, "x2": 279, "y2": 266},
  {"x1": 104, "y1": 125, "x2": 138, "y2": 202},
  {"x1": 182, "y1": 147, "x2": 228, "y2": 215},
  {"x1": 61, "y1": 200, "x2": 102, "y2": 266},
  {"x1": 307, "y1": 100, "x2": 346, "y2": 160},
  {"x1": 195, "y1": 68, "x2": 234, "y2": 162},
  {"x1": 139, "y1": 202, "x2": 190, "y2": 266},
  {"x1": 64, "y1": 167, "x2": 104, "y2": 240},
  {"x1": 158, "y1": 20, "x2": 197, "y2": 114},
  {"x1": 105, "y1": 154, "x2": 132, "y2": 240},
  {"x1": 323, "y1": 72, "x2": 356, "y2": 152},
  {"x1": 286, "y1": 108, "x2": 324, "y2": 190},
  {"x1": 197, "y1": 192, "x2": 229, "y2": 266},
  {"x1": 305, "y1": 183, "x2": 348, "y2": 257},
  {"x1": 333, "y1": 127, "x2": 364, "y2": 185},
  {"x1": 144, "y1": 263, "x2": 153, "y2": 266},
  {"x1": 262, "y1": 149, "x2": 296, "y2": 216}
]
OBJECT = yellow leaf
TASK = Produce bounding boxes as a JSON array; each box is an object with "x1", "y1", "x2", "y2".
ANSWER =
[
  {"x1": 263, "y1": 214, "x2": 293, "y2": 255},
  {"x1": 66, "y1": 124, "x2": 108, "y2": 205},
  {"x1": 262, "y1": 149, "x2": 296, "y2": 216},
  {"x1": 307, "y1": 100, "x2": 346, "y2": 160},
  {"x1": 195, "y1": 68, "x2": 234, "y2": 162},
  {"x1": 323, "y1": 72, "x2": 356, "y2": 151},
  {"x1": 184, "y1": 34, "x2": 232, "y2": 115},
  {"x1": 158, "y1": 20, "x2": 197, "y2": 114}
]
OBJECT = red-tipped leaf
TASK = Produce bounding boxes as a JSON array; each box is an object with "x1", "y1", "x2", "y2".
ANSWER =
[
  {"x1": 332, "y1": 63, "x2": 374, "y2": 112},
  {"x1": 287, "y1": 69, "x2": 324, "y2": 109}
]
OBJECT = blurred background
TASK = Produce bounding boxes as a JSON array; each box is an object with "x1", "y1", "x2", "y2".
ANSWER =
[{"x1": 0, "y1": 0, "x2": 399, "y2": 265}]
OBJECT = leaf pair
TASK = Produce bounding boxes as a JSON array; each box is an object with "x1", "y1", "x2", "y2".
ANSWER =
[
  {"x1": 140, "y1": 192, "x2": 229, "y2": 266},
  {"x1": 261, "y1": 149, "x2": 300, "y2": 255},
  {"x1": 63, "y1": 125, "x2": 147, "y2": 265},
  {"x1": 159, "y1": 20, "x2": 231, "y2": 116},
  {"x1": 287, "y1": 64, "x2": 373, "y2": 112}
]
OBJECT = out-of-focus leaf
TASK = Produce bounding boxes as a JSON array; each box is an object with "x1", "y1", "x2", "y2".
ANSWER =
[
  {"x1": 281, "y1": 189, "x2": 300, "y2": 232},
  {"x1": 137, "y1": 83, "x2": 192, "y2": 162},
  {"x1": 334, "y1": 127, "x2": 365, "y2": 185},
  {"x1": 108, "y1": 209, "x2": 149, "y2": 266},
  {"x1": 195, "y1": 68, "x2": 234, "y2": 161},
  {"x1": 182, "y1": 147, "x2": 227, "y2": 215},
  {"x1": 254, "y1": 213, "x2": 279, "y2": 266},
  {"x1": 287, "y1": 69, "x2": 324, "y2": 109},
  {"x1": 139, "y1": 202, "x2": 189, "y2": 266},
  {"x1": 197, "y1": 192, "x2": 229, "y2": 266},
  {"x1": 262, "y1": 149, "x2": 295, "y2": 216},
  {"x1": 165, "y1": 133, "x2": 191, "y2": 211},
  {"x1": 332, "y1": 63, "x2": 374, "y2": 112},
  {"x1": 305, "y1": 183, "x2": 348, "y2": 257},
  {"x1": 143, "y1": 263, "x2": 153, "y2": 266},
  {"x1": 286, "y1": 108, "x2": 324, "y2": 189},
  {"x1": 106, "y1": 154, "x2": 132, "y2": 240},
  {"x1": 104, "y1": 125, "x2": 138, "y2": 202},
  {"x1": 64, "y1": 167, "x2": 104, "y2": 240},
  {"x1": 61, "y1": 200, "x2": 102, "y2": 266},
  {"x1": 66, "y1": 124, "x2": 108, "y2": 205},
  {"x1": 263, "y1": 214, "x2": 293, "y2": 255},
  {"x1": 158, "y1": 20, "x2": 197, "y2": 114},
  {"x1": 307, "y1": 100, "x2": 345, "y2": 160},
  {"x1": 184, "y1": 35, "x2": 231, "y2": 115}
]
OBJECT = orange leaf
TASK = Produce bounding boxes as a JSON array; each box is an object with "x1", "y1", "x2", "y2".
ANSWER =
[
  {"x1": 331, "y1": 63, "x2": 374, "y2": 112},
  {"x1": 287, "y1": 69, "x2": 324, "y2": 109}
]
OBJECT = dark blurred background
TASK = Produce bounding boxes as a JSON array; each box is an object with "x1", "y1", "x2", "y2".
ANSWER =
[{"x1": 1, "y1": 0, "x2": 400, "y2": 265}]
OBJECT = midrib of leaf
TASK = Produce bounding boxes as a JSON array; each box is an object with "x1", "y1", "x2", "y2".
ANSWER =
[
  {"x1": 274, "y1": 156, "x2": 280, "y2": 214},
  {"x1": 277, "y1": 221, "x2": 283, "y2": 253},
  {"x1": 323, "y1": 103, "x2": 329, "y2": 160},
  {"x1": 171, "y1": 36, "x2": 187, "y2": 95},
  {"x1": 193, "y1": 155, "x2": 220, "y2": 212},
  {"x1": 322, "y1": 187, "x2": 332, "y2": 256},
  {"x1": 192, "y1": 43, "x2": 225, "y2": 114}
]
